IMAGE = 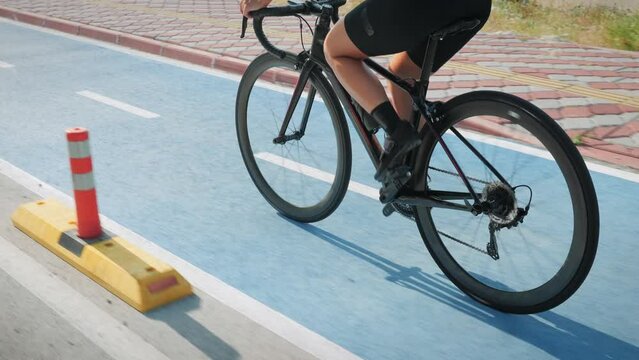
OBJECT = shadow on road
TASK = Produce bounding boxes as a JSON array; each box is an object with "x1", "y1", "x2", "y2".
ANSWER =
[
  {"x1": 286, "y1": 218, "x2": 638, "y2": 360},
  {"x1": 147, "y1": 296, "x2": 240, "y2": 360}
]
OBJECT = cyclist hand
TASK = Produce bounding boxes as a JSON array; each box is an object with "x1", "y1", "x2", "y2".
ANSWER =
[{"x1": 240, "y1": 0, "x2": 273, "y2": 18}]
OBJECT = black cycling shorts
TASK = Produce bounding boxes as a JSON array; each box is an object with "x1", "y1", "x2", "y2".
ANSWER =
[{"x1": 344, "y1": 0, "x2": 492, "y2": 72}]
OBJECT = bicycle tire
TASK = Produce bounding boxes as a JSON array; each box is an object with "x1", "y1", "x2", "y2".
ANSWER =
[
  {"x1": 413, "y1": 91, "x2": 599, "y2": 314},
  {"x1": 236, "y1": 53, "x2": 352, "y2": 223}
]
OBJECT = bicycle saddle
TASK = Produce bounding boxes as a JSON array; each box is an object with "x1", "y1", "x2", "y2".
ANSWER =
[{"x1": 432, "y1": 19, "x2": 481, "y2": 39}]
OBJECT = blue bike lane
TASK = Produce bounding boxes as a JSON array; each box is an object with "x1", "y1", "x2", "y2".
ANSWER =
[{"x1": 1, "y1": 20, "x2": 638, "y2": 359}]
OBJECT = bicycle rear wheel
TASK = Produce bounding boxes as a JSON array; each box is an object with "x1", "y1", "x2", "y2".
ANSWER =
[
  {"x1": 414, "y1": 91, "x2": 599, "y2": 313},
  {"x1": 236, "y1": 53, "x2": 351, "y2": 223}
]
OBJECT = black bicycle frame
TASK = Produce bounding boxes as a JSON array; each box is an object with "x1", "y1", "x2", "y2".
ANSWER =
[{"x1": 253, "y1": 3, "x2": 510, "y2": 214}]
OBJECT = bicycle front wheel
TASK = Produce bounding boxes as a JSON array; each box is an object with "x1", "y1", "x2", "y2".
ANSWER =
[
  {"x1": 236, "y1": 53, "x2": 351, "y2": 223},
  {"x1": 414, "y1": 91, "x2": 599, "y2": 313}
]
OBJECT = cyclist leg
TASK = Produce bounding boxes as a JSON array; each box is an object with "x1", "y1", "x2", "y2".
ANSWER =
[
  {"x1": 323, "y1": 20, "x2": 388, "y2": 113},
  {"x1": 325, "y1": 0, "x2": 424, "y2": 180},
  {"x1": 389, "y1": 4, "x2": 491, "y2": 129},
  {"x1": 324, "y1": 19, "x2": 412, "y2": 144},
  {"x1": 325, "y1": 0, "x2": 491, "y2": 187},
  {"x1": 389, "y1": 52, "x2": 421, "y2": 122}
]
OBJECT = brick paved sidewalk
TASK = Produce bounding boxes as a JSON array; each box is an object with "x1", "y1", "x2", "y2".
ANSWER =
[{"x1": 2, "y1": 0, "x2": 639, "y2": 170}]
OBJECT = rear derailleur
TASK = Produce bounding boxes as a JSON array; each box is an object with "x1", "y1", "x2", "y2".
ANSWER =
[{"x1": 477, "y1": 181, "x2": 531, "y2": 260}]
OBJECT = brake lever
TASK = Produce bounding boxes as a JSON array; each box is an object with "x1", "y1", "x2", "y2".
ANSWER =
[{"x1": 240, "y1": 16, "x2": 248, "y2": 38}]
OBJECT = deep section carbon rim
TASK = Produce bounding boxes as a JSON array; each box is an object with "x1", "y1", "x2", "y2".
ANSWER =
[
  {"x1": 415, "y1": 92, "x2": 598, "y2": 313},
  {"x1": 236, "y1": 54, "x2": 351, "y2": 222}
]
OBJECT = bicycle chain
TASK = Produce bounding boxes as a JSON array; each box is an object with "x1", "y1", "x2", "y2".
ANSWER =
[
  {"x1": 438, "y1": 230, "x2": 489, "y2": 255},
  {"x1": 428, "y1": 166, "x2": 491, "y2": 185},
  {"x1": 428, "y1": 166, "x2": 492, "y2": 255}
]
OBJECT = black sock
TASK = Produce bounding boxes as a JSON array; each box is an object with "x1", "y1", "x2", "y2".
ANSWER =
[{"x1": 370, "y1": 101, "x2": 400, "y2": 134}]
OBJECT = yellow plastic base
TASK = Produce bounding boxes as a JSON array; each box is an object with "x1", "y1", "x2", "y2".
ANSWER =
[{"x1": 12, "y1": 199, "x2": 192, "y2": 312}]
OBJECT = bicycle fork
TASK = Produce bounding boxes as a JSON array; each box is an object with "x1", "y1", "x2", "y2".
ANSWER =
[
  {"x1": 273, "y1": 6, "x2": 334, "y2": 145},
  {"x1": 273, "y1": 61, "x2": 317, "y2": 145}
]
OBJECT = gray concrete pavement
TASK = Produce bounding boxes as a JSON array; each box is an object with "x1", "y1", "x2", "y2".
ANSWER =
[
  {"x1": 0, "y1": 171, "x2": 317, "y2": 360},
  {"x1": 0, "y1": 270, "x2": 113, "y2": 360}
]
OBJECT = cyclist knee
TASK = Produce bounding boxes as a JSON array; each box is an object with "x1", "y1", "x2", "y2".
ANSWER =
[
  {"x1": 389, "y1": 52, "x2": 421, "y2": 80},
  {"x1": 323, "y1": 20, "x2": 366, "y2": 69},
  {"x1": 323, "y1": 28, "x2": 337, "y2": 68},
  {"x1": 324, "y1": 24, "x2": 347, "y2": 69}
]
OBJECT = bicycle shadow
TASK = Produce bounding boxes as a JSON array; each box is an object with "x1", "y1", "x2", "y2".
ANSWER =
[
  {"x1": 146, "y1": 295, "x2": 240, "y2": 360},
  {"x1": 284, "y1": 217, "x2": 639, "y2": 360}
]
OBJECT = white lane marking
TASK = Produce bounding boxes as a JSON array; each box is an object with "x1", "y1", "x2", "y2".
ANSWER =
[
  {"x1": 0, "y1": 60, "x2": 15, "y2": 68},
  {"x1": 13, "y1": 16, "x2": 637, "y2": 184},
  {"x1": 77, "y1": 90, "x2": 160, "y2": 119},
  {"x1": 7, "y1": 18, "x2": 639, "y2": 183},
  {"x1": 0, "y1": 158, "x2": 361, "y2": 360},
  {"x1": 459, "y1": 129, "x2": 554, "y2": 161},
  {"x1": 458, "y1": 129, "x2": 639, "y2": 184},
  {"x1": 255, "y1": 152, "x2": 379, "y2": 199},
  {"x1": 0, "y1": 235, "x2": 170, "y2": 360},
  {"x1": 0, "y1": 18, "x2": 243, "y2": 82},
  {"x1": 2, "y1": 16, "x2": 636, "y2": 356},
  {"x1": 259, "y1": 126, "x2": 639, "y2": 193}
]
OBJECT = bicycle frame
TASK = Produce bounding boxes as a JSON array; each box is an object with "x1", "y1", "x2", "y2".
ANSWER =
[
  {"x1": 238, "y1": 2, "x2": 599, "y2": 310},
  {"x1": 249, "y1": 2, "x2": 511, "y2": 215}
]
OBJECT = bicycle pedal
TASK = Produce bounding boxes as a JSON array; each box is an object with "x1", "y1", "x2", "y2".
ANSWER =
[
  {"x1": 379, "y1": 166, "x2": 412, "y2": 204},
  {"x1": 382, "y1": 203, "x2": 396, "y2": 217},
  {"x1": 379, "y1": 165, "x2": 411, "y2": 184}
]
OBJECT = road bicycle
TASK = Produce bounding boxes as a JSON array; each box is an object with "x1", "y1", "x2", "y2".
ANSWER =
[{"x1": 235, "y1": 0, "x2": 599, "y2": 314}]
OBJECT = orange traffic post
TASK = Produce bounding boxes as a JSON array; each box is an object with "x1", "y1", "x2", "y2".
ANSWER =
[
  {"x1": 66, "y1": 127, "x2": 102, "y2": 239},
  {"x1": 11, "y1": 127, "x2": 192, "y2": 311}
]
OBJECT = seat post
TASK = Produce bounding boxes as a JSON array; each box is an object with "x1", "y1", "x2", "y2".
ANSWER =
[{"x1": 418, "y1": 34, "x2": 440, "y2": 100}]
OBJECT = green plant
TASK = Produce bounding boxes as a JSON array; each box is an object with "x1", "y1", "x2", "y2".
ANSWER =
[
  {"x1": 486, "y1": 0, "x2": 639, "y2": 51},
  {"x1": 275, "y1": 0, "x2": 637, "y2": 51},
  {"x1": 607, "y1": 13, "x2": 639, "y2": 51}
]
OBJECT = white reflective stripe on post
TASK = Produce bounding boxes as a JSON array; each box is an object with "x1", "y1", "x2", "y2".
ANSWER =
[
  {"x1": 67, "y1": 140, "x2": 92, "y2": 159},
  {"x1": 72, "y1": 172, "x2": 96, "y2": 191}
]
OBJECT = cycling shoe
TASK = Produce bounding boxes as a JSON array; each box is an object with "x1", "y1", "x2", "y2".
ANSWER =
[{"x1": 374, "y1": 121, "x2": 421, "y2": 182}]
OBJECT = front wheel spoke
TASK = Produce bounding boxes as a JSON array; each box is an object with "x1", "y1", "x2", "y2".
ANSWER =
[
  {"x1": 282, "y1": 141, "x2": 295, "y2": 160},
  {"x1": 270, "y1": 109, "x2": 282, "y2": 135},
  {"x1": 299, "y1": 140, "x2": 328, "y2": 171}
]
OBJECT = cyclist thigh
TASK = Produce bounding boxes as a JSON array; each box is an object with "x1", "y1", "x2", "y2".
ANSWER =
[{"x1": 345, "y1": 0, "x2": 492, "y2": 71}]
